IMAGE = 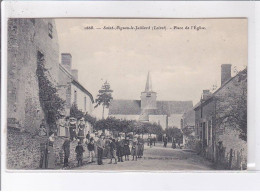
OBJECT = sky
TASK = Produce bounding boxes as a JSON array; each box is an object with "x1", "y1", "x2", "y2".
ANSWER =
[{"x1": 55, "y1": 18, "x2": 247, "y2": 118}]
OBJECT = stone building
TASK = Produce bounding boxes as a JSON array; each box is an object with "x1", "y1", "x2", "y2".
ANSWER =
[
  {"x1": 109, "y1": 72, "x2": 193, "y2": 130},
  {"x1": 181, "y1": 108, "x2": 195, "y2": 146},
  {"x1": 7, "y1": 19, "x2": 60, "y2": 132},
  {"x1": 194, "y1": 64, "x2": 247, "y2": 162},
  {"x1": 58, "y1": 53, "x2": 94, "y2": 116}
]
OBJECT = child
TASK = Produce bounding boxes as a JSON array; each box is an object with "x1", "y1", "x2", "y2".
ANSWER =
[
  {"x1": 87, "y1": 137, "x2": 95, "y2": 163},
  {"x1": 75, "y1": 142, "x2": 85, "y2": 166},
  {"x1": 108, "y1": 138, "x2": 117, "y2": 164}
]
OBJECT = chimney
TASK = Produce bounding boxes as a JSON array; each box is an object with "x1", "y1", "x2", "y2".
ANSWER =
[
  {"x1": 221, "y1": 64, "x2": 232, "y2": 86},
  {"x1": 71, "y1": 69, "x2": 78, "y2": 81},
  {"x1": 61, "y1": 53, "x2": 72, "y2": 73},
  {"x1": 202, "y1": 90, "x2": 212, "y2": 100}
]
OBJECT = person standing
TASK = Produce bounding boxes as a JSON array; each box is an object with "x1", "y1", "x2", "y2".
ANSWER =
[
  {"x1": 149, "y1": 137, "x2": 153, "y2": 148},
  {"x1": 108, "y1": 138, "x2": 117, "y2": 164},
  {"x1": 87, "y1": 137, "x2": 95, "y2": 163},
  {"x1": 62, "y1": 137, "x2": 70, "y2": 167},
  {"x1": 38, "y1": 119, "x2": 47, "y2": 137},
  {"x1": 47, "y1": 131, "x2": 55, "y2": 169},
  {"x1": 86, "y1": 131, "x2": 91, "y2": 144},
  {"x1": 96, "y1": 135, "x2": 105, "y2": 165},
  {"x1": 131, "y1": 138, "x2": 138, "y2": 161},
  {"x1": 69, "y1": 117, "x2": 77, "y2": 141},
  {"x1": 64, "y1": 117, "x2": 70, "y2": 138},
  {"x1": 77, "y1": 118, "x2": 85, "y2": 143},
  {"x1": 57, "y1": 116, "x2": 66, "y2": 137},
  {"x1": 137, "y1": 136, "x2": 144, "y2": 158},
  {"x1": 124, "y1": 136, "x2": 131, "y2": 161},
  {"x1": 75, "y1": 142, "x2": 85, "y2": 167},
  {"x1": 163, "y1": 135, "x2": 168, "y2": 148}
]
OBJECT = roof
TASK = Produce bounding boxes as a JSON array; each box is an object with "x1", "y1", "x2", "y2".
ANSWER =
[
  {"x1": 194, "y1": 68, "x2": 247, "y2": 111},
  {"x1": 72, "y1": 80, "x2": 94, "y2": 103},
  {"x1": 109, "y1": 99, "x2": 193, "y2": 116},
  {"x1": 59, "y1": 64, "x2": 94, "y2": 103}
]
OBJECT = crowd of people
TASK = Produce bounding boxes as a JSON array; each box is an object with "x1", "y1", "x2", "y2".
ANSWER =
[{"x1": 39, "y1": 116, "x2": 146, "y2": 169}]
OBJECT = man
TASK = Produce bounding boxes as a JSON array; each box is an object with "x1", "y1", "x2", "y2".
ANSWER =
[
  {"x1": 75, "y1": 142, "x2": 85, "y2": 167},
  {"x1": 96, "y1": 135, "x2": 105, "y2": 165},
  {"x1": 62, "y1": 137, "x2": 70, "y2": 167},
  {"x1": 87, "y1": 137, "x2": 95, "y2": 163}
]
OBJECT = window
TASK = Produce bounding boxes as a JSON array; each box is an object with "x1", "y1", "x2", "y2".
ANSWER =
[
  {"x1": 84, "y1": 96, "x2": 87, "y2": 112},
  {"x1": 146, "y1": 93, "x2": 151, "y2": 97},
  {"x1": 48, "y1": 23, "x2": 53, "y2": 39},
  {"x1": 208, "y1": 120, "x2": 212, "y2": 144},
  {"x1": 74, "y1": 90, "x2": 77, "y2": 104}
]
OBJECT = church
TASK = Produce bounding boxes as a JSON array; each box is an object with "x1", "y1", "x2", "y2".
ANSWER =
[{"x1": 108, "y1": 72, "x2": 193, "y2": 130}]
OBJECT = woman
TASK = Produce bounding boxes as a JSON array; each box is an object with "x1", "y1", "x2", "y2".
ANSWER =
[
  {"x1": 69, "y1": 117, "x2": 77, "y2": 141},
  {"x1": 124, "y1": 136, "x2": 131, "y2": 161},
  {"x1": 57, "y1": 116, "x2": 66, "y2": 137},
  {"x1": 47, "y1": 131, "x2": 55, "y2": 169},
  {"x1": 77, "y1": 118, "x2": 85, "y2": 143}
]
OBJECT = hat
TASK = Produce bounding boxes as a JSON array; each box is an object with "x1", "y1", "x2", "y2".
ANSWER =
[{"x1": 49, "y1": 131, "x2": 54, "y2": 136}]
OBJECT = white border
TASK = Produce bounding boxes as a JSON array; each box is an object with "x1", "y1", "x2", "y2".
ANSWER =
[{"x1": 1, "y1": 1, "x2": 260, "y2": 190}]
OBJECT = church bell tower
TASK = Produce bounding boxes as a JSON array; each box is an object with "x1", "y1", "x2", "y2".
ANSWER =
[{"x1": 141, "y1": 72, "x2": 157, "y2": 110}]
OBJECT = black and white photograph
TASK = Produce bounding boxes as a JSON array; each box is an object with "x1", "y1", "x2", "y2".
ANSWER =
[{"x1": 6, "y1": 18, "x2": 247, "y2": 171}]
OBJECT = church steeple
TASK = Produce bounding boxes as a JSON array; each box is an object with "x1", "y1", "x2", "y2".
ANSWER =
[{"x1": 145, "y1": 71, "x2": 153, "y2": 92}]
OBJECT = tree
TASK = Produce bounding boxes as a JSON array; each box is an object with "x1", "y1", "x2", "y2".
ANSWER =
[
  {"x1": 215, "y1": 69, "x2": 247, "y2": 141},
  {"x1": 36, "y1": 56, "x2": 65, "y2": 135},
  {"x1": 95, "y1": 81, "x2": 113, "y2": 119},
  {"x1": 165, "y1": 127, "x2": 183, "y2": 144},
  {"x1": 70, "y1": 103, "x2": 84, "y2": 119}
]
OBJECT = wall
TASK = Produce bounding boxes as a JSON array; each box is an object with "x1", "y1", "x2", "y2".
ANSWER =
[
  {"x1": 168, "y1": 114, "x2": 183, "y2": 129},
  {"x1": 70, "y1": 83, "x2": 93, "y2": 114},
  {"x1": 149, "y1": 115, "x2": 167, "y2": 130},
  {"x1": 7, "y1": 128, "x2": 82, "y2": 169},
  {"x1": 7, "y1": 18, "x2": 59, "y2": 132},
  {"x1": 109, "y1": 114, "x2": 140, "y2": 121}
]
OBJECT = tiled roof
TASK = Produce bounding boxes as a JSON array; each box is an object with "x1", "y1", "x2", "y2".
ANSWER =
[
  {"x1": 109, "y1": 100, "x2": 141, "y2": 115},
  {"x1": 109, "y1": 99, "x2": 193, "y2": 116}
]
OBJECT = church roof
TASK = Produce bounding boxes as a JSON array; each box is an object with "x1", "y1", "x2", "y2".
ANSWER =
[{"x1": 109, "y1": 99, "x2": 193, "y2": 116}]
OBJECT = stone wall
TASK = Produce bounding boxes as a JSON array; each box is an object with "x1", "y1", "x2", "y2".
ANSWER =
[
  {"x1": 7, "y1": 18, "x2": 59, "y2": 133},
  {"x1": 7, "y1": 128, "x2": 84, "y2": 170}
]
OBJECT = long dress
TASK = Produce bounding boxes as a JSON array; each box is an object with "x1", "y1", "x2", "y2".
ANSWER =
[
  {"x1": 124, "y1": 139, "x2": 131, "y2": 156},
  {"x1": 47, "y1": 136, "x2": 55, "y2": 169},
  {"x1": 58, "y1": 119, "x2": 66, "y2": 137},
  {"x1": 69, "y1": 123, "x2": 77, "y2": 141},
  {"x1": 77, "y1": 123, "x2": 85, "y2": 143},
  {"x1": 131, "y1": 141, "x2": 138, "y2": 156}
]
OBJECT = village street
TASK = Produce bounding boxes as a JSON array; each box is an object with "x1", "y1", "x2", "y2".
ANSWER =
[{"x1": 71, "y1": 143, "x2": 214, "y2": 171}]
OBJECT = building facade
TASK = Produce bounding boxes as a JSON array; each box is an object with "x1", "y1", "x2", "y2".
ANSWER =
[
  {"x1": 181, "y1": 108, "x2": 195, "y2": 147},
  {"x1": 7, "y1": 19, "x2": 60, "y2": 132},
  {"x1": 58, "y1": 53, "x2": 94, "y2": 117},
  {"x1": 109, "y1": 72, "x2": 193, "y2": 130},
  {"x1": 194, "y1": 64, "x2": 247, "y2": 161}
]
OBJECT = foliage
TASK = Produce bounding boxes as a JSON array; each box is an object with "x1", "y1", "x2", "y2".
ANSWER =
[
  {"x1": 215, "y1": 69, "x2": 247, "y2": 141},
  {"x1": 70, "y1": 103, "x2": 84, "y2": 119},
  {"x1": 84, "y1": 112, "x2": 97, "y2": 127},
  {"x1": 36, "y1": 55, "x2": 65, "y2": 134},
  {"x1": 165, "y1": 127, "x2": 183, "y2": 144},
  {"x1": 70, "y1": 103, "x2": 97, "y2": 126},
  {"x1": 95, "y1": 81, "x2": 113, "y2": 119},
  {"x1": 93, "y1": 117, "x2": 163, "y2": 135}
]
